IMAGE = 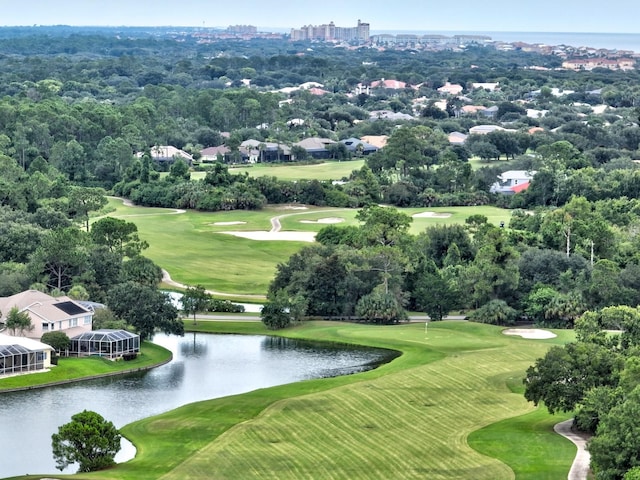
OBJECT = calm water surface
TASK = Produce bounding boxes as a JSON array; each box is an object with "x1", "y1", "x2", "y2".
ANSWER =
[{"x1": 0, "y1": 333, "x2": 392, "y2": 478}]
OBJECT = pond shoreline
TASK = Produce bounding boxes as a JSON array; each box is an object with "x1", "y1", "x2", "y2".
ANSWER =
[{"x1": 0, "y1": 351, "x2": 173, "y2": 394}]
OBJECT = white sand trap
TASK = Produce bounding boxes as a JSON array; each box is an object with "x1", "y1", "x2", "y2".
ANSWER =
[
  {"x1": 412, "y1": 211, "x2": 452, "y2": 218},
  {"x1": 503, "y1": 328, "x2": 557, "y2": 339},
  {"x1": 221, "y1": 231, "x2": 317, "y2": 242},
  {"x1": 213, "y1": 221, "x2": 247, "y2": 226},
  {"x1": 300, "y1": 217, "x2": 345, "y2": 224},
  {"x1": 282, "y1": 205, "x2": 308, "y2": 210}
]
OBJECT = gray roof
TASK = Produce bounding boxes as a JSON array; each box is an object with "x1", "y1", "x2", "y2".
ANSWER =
[{"x1": 340, "y1": 137, "x2": 378, "y2": 152}]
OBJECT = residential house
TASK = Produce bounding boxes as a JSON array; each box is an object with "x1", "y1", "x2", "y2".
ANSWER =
[
  {"x1": 137, "y1": 145, "x2": 193, "y2": 166},
  {"x1": 0, "y1": 290, "x2": 93, "y2": 341},
  {"x1": 437, "y1": 82, "x2": 464, "y2": 95},
  {"x1": 356, "y1": 78, "x2": 407, "y2": 94},
  {"x1": 369, "y1": 110, "x2": 414, "y2": 121},
  {"x1": 361, "y1": 135, "x2": 388, "y2": 149},
  {"x1": 0, "y1": 334, "x2": 54, "y2": 376},
  {"x1": 469, "y1": 125, "x2": 517, "y2": 135},
  {"x1": 200, "y1": 145, "x2": 230, "y2": 163},
  {"x1": 479, "y1": 105, "x2": 499, "y2": 118},
  {"x1": 69, "y1": 329, "x2": 140, "y2": 360},
  {"x1": 287, "y1": 118, "x2": 306, "y2": 127},
  {"x1": 241, "y1": 140, "x2": 292, "y2": 162},
  {"x1": 562, "y1": 58, "x2": 635, "y2": 71},
  {"x1": 278, "y1": 81, "x2": 324, "y2": 95},
  {"x1": 295, "y1": 137, "x2": 336, "y2": 159},
  {"x1": 448, "y1": 132, "x2": 468, "y2": 145},
  {"x1": 201, "y1": 142, "x2": 290, "y2": 164},
  {"x1": 370, "y1": 79, "x2": 407, "y2": 90},
  {"x1": 340, "y1": 137, "x2": 379, "y2": 156},
  {"x1": 460, "y1": 105, "x2": 487, "y2": 116},
  {"x1": 490, "y1": 170, "x2": 537, "y2": 194},
  {"x1": 526, "y1": 109, "x2": 548, "y2": 119},
  {"x1": 472, "y1": 82, "x2": 500, "y2": 92}
]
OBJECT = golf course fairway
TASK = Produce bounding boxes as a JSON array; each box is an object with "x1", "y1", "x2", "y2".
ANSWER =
[{"x1": 14, "y1": 320, "x2": 576, "y2": 480}]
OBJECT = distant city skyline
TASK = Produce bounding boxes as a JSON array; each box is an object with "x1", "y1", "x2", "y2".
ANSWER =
[{"x1": 2, "y1": 0, "x2": 639, "y2": 34}]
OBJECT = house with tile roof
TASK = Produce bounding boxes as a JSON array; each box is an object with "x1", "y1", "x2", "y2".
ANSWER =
[
  {"x1": 361, "y1": 135, "x2": 388, "y2": 149},
  {"x1": 0, "y1": 290, "x2": 93, "y2": 341},
  {"x1": 437, "y1": 82, "x2": 464, "y2": 95},
  {"x1": 370, "y1": 79, "x2": 407, "y2": 89},
  {"x1": 448, "y1": 132, "x2": 468, "y2": 145}
]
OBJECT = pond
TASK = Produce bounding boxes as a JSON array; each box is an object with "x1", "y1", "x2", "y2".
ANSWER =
[{"x1": 0, "y1": 333, "x2": 393, "y2": 478}]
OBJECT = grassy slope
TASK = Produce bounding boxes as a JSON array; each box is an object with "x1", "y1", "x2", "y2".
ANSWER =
[{"x1": 22, "y1": 321, "x2": 576, "y2": 480}]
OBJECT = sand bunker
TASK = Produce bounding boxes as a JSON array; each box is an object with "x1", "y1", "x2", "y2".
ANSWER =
[
  {"x1": 300, "y1": 217, "x2": 345, "y2": 224},
  {"x1": 221, "y1": 231, "x2": 316, "y2": 242},
  {"x1": 412, "y1": 212, "x2": 452, "y2": 218},
  {"x1": 213, "y1": 221, "x2": 247, "y2": 226},
  {"x1": 282, "y1": 205, "x2": 308, "y2": 210},
  {"x1": 502, "y1": 328, "x2": 557, "y2": 339}
]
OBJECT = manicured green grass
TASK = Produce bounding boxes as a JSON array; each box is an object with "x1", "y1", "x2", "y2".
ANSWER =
[
  {"x1": 468, "y1": 156, "x2": 520, "y2": 171},
  {"x1": 183, "y1": 160, "x2": 366, "y2": 182},
  {"x1": 106, "y1": 200, "x2": 306, "y2": 295},
  {"x1": 402, "y1": 206, "x2": 512, "y2": 233},
  {"x1": 228, "y1": 159, "x2": 365, "y2": 180},
  {"x1": 469, "y1": 407, "x2": 575, "y2": 480},
  {"x1": 105, "y1": 198, "x2": 513, "y2": 296},
  {"x1": 0, "y1": 342, "x2": 171, "y2": 392},
  {"x1": 18, "y1": 321, "x2": 575, "y2": 480}
]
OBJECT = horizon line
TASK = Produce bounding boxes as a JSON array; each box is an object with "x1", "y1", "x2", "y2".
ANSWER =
[{"x1": 0, "y1": 24, "x2": 636, "y2": 36}]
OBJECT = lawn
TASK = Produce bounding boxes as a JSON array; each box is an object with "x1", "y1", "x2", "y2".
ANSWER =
[
  {"x1": 12, "y1": 320, "x2": 576, "y2": 480},
  {"x1": 0, "y1": 342, "x2": 171, "y2": 392},
  {"x1": 104, "y1": 198, "x2": 513, "y2": 296},
  {"x1": 184, "y1": 159, "x2": 366, "y2": 181},
  {"x1": 230, "y1": 159, "x2": 365, "y2": 180}
]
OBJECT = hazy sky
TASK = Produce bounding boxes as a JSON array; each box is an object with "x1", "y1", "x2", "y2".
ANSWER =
[{"x1": 1, "y1": 0, "x2": 639, "y2": 33}]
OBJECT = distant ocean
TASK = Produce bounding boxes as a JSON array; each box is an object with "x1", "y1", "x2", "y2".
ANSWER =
[{"x1": 372, "y1": 30, "x2": 640, "y2": 53}]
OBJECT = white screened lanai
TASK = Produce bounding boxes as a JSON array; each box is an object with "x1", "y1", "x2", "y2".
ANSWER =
[
  {"x1": 0, "y1": 334, "x2": 53, "y2": 376},
  {"x1": 70, "y1": 329, "x2": 140, "y2": 359}
]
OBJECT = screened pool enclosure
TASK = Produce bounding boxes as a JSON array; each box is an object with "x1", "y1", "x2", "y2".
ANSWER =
[
  {"x1": 0, "y1": 344, "x2": 48, "y2": 375},
  {"x1": 0, "y1": 334, "x2": 52, "y2": 376},
  {"x1": 70, "y1": 329, "x2": 140, "y2": 359}
]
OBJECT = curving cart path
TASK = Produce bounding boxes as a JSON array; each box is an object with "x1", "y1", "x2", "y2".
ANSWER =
[
  {"x1": 554, "y1": 419, "x2": 592, "y2": 479},
  {"x1": 161, "y1": 269, "x2": 265, "y2": 300}
]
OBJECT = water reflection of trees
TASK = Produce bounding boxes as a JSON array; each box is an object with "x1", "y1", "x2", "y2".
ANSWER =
[
  {"x1": 179, "y1": 332, "x2": 209, "y2": 357},
  {"x1": 260, "y1": 336, "x2": 398, "y2": 371},
  {"x1": 261, "y1": 336, "x2": 322, "y2": 353}
]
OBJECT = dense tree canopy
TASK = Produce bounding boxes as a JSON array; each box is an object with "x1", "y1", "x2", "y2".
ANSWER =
[{"x1": 107, "y1": 282, "x2": 183, "y2": 340}]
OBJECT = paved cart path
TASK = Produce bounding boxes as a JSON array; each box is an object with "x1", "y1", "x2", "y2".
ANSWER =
[{"x1": 554, "y1": 419, "x2": 591, "y2": 479}]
